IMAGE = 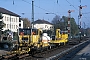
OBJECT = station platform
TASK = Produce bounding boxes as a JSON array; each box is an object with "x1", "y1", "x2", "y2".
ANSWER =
[{"x1": 72, "y1": 42, "x2": 90, "y2": 60}]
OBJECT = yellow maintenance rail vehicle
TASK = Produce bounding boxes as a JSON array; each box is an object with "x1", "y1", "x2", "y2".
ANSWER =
[
  {"x1": 0, "y1": 28, "x2": 51, "y2": 59},
  {"x1": 9, "y1": 28, "x2": 50, "y2": 55},
  {"x1": 18, "y1": 28, "x2": 44, "y2": 53},
  {"x1": 3, "y1": 28, "x2": 68, "y2": 58},
  {"x1": 49, "y1": 29, "x2": 68, "y2": 47},
  {"x1": 4, "y1": 28, "x2": 40, "y2": 55}
]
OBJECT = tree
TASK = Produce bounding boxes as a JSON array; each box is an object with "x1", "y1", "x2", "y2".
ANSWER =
[
  {"x1": 0, "y1": 13, "x2": 5, "y2": 33},
  {"x1": 0, "y1": 13, "x2": 5, "y2": 41},
  {"x1": 51, "y1": 15, "x2": 79, "y2": 36},
  {"x1": 0, "y1": 21, "x2": 5, "y2": 30},
  {"x1": 0, "y1": 13, "x2": 3, "y2": 19},
  {"x1": 52, "y1": 15, "x2": 64, "y2": 30},
  {"x1": 86, "y1": 28, "x2": 90, "y2": 36},
  {"x1": 22, "y1": 18, "x2": 31, "y2": 28},
  {"x1": 62, "y1": 16, "x2": 79, "y2": 36},
  {"x1": 70, "y1": 18, "x2": 79, "y2": 36}
]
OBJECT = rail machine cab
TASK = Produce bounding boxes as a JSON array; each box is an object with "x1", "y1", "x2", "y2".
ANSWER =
[
  {"x1": 50, "y1": 29, "x2": 68, "y2": 46},
  {"x1": 18, "y1": 28, "x2": 42, "y2": 52}
]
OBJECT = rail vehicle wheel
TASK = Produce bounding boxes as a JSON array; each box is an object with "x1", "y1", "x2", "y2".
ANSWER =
[
  {"x1": 60, "y1": 43, "x2": 64, "y2": 46},
  {"x1": 28, "y1": 48, "x2": 36, "y2": 56},
  {"x1": 3, "y1": 44, "x2": 9, "y2": 49},
  {"x1": 48, "y1": 46, "x2": 52, "y2": 49},
  {"x1": 28, "y1": 51, "x2": 34, "y2": 56}
]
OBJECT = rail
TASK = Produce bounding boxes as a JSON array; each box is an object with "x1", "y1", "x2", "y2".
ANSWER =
[{"x1": 45, "y1": 40, "x2": 90, "y2": 60}]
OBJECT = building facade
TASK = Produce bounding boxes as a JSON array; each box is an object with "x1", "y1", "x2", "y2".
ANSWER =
[
  {"x1": 19, "y1": 18, "x2": 23, "y2": 29},
  {"x1": 33, "y1": 19, "x2": 54, "y2": 30},
  {"x1": 0, "y1": 7, "x2": 22, "y2": 32}
]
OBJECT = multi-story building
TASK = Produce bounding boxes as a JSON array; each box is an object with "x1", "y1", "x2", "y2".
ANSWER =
[
  {"x1": 33, "y1": 19, "x2": 54, "y2": 30},
  {"x1": 0, "y1": 7, "x2": 22, "y2": 32},
  {"x1": 19, "y1": 18, "x2": 23, "y2": 29}
]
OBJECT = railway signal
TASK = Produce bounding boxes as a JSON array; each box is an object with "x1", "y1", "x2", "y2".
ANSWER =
[
  {"x1": 78, "y1": 5, "x2": 87, "y2": 42},
  {"x1": 68, "y1": 10, "x2": 74, "y2": 40},
  {"x1": 79, "y1": 5, "x2": 87, "y2": 28}
]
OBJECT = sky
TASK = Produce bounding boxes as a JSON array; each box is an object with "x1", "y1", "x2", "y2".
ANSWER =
[{"x1": 0, "y1": 0, "x2": 90, "y2": 28}]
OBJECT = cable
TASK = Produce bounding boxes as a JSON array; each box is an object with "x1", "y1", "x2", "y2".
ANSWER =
[
  {"x1": 21, "y1": 0, "x2": 55, "y2": 14},
  {"x1": 65, "y1": 0, "x2": 78, "y2": 11},
  {"x1": 82, "y1": 12, "x2": 90, "y2": 14},
  {"x1": 65, "y1": 0, "x2": 90, "y2": 28}
]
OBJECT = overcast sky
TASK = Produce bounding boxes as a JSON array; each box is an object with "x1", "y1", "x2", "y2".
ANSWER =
[{"x1": 0, "y1": 0, "x2": 90, "y2": 28}]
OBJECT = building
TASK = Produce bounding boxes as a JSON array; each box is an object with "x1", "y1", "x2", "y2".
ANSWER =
[
  {"x1": 0, "y1": 7, "x2": 21, "y2": 32},
  {"x1": 19, "y1": 18, "x2": 23, "y2": 29},
  {"x1": 33, "y1": 19, "x2": 54, "y2": 30}
]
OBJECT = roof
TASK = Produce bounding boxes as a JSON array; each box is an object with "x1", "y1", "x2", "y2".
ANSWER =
[
  {"x1": 0, "y1": 7, "x2": 20, "y2": 17},
  {"x1": 32, "y1": 19, "x2": 53, "y2": 25}
]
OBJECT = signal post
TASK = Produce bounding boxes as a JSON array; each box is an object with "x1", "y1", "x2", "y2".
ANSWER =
[
  {"x1": 78, "y1": 5, "x2": 87, "y2": 42},
  {"x1": 68, "y1": 10, "x2": 74, "y2": 40}
]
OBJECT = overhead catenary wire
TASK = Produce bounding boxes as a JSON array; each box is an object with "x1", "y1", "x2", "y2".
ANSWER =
[
  {"x1": 21, "y1": 0, "x2": 56, "y2": 15},
  {"x1": 65, "y1": 0, "x2": 78, "y2": 11},
  {"x1": 65, "y1": 0, "x2": 90, "y2": 28},
  {"x1": 12, "y1": 0, "x2": 89, "y2": 27}
]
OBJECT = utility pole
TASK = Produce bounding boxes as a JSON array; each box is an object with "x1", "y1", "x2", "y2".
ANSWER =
[
  {"x1": 68, "y1": 10, "x2": 74, "y2": 40},
  {"x1": 32, "y1": 0, "x2": 34, "y2": 28}
]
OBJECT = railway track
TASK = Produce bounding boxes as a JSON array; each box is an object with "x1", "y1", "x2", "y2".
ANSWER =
[
  {"x1": 0, "y1": 37, "x2": 89, "y2": 60},
  {"x1": 46, "y1": 40, "x2": 90, "y2": 60},
  {"x1": 0, "y1": 43, "x2": 74, "y2": 60}
]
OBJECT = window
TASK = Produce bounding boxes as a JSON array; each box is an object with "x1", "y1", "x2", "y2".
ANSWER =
[
  {"x1": 7, "y1": 24, "x2": 9, "y2": 28},
  {"x1": 16, "y1": 25, "x2": 18, "y2": 29},
  {"x1": 14, "y1": 25, "x2": 15, "y2": 29},
  {"x1": 12, "y1": 18, "x2": 13, "y2": 22},
  {"x1": 19, "y1": 20, "x2": 21, "y2": 22},
  {"x1": 12, "y1": 25, "x2": 13, "y2": 29},
  {"x1": 19, "y1": 24, "x2": 21, "y2": 27},
  {"x1": 7, "y1": 17, "x2": 8, "y2": 21},
  {"x1": 14, "y1": 18, "x2": 15, "y2": 22},
  {"x1": 16, "y1": 18, "x2": 17, "y2": 22},
  {"x1": 45, "y1": 25, "x2": 47, "y2": 28},
  {"x1": 32, "y1": 29, "x2": 38, "y2": 35},
  {"x1": 5, "y1": 16, "x2": 6, "y2": 21}
]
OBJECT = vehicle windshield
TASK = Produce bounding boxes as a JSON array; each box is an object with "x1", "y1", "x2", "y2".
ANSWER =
[{"x1": 19, "y1": 28, "x2": 38, "y2": 35}]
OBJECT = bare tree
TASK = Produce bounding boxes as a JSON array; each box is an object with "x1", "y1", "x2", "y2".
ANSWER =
[
  {"x1": 51, "y1": 15, "x2": 65, "y2": 30},
  {"x1": 22, "y1": 18, "x2": 31, "y2": 28}
]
